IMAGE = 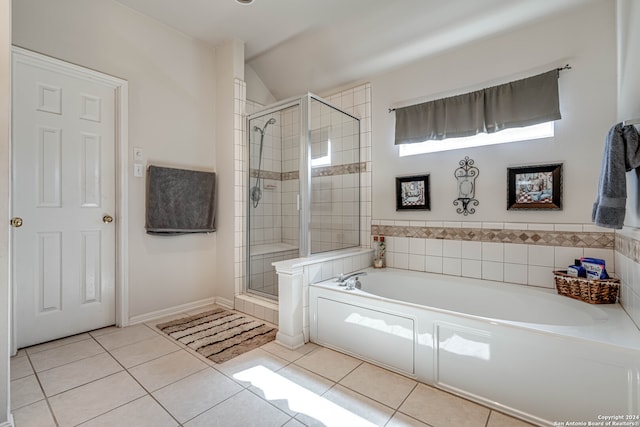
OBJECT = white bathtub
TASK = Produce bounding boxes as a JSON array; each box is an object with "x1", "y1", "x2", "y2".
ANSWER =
[{"x1": 309, "y1": 268, "x2": 640, "y2": 426}]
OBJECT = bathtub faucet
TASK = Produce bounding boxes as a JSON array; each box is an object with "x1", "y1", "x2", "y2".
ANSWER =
[{"x1": 336, "y1": 271, "x2": 367, "y2": 286}]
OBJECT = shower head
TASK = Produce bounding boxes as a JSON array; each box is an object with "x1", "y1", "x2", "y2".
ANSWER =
[{"x1": 254, "y1": 118, "x2": 277, "y2": 136}]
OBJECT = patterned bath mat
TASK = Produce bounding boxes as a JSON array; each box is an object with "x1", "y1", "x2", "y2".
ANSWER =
[{"x1": 157, "y1": 308, "x2": 277, "y2": 364}]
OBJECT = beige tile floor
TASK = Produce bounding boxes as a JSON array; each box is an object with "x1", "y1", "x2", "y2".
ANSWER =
[{"x1": 10, "y1": 306, "x2": 535, "y2": 427}]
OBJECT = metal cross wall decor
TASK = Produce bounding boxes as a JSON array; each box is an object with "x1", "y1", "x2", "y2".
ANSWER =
[{"x1": 453, "y1": 156, "x2": 479, "y2": 215}]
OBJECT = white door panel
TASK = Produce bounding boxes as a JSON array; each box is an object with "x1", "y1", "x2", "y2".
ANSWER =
[{"x1": 12, "y1": 51, "x2": 117, "y2": 348}]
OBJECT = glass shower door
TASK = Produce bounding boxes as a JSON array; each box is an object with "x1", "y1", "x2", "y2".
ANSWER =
[
  {"x1": 247, "y1": 105, "x2": 300, "y2": 298},
  {"x1": 308, "y1": 97, "x2": 360, "y2": 254}
]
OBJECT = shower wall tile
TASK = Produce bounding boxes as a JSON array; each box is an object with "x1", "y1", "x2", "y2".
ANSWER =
[
  {"x1": 504, "y1": 263, "x2": 528, "y2": 285},
  {"x1": 394, "y1": 237, "x2": 409, "y2": 254},
  {"x1": 408, "y1": 254, "x2": 425, "y2": 272},
  {"x1": 554, "y1": 247, "x2": 584, "y2": 268},
  {"x1": 425, "y1": 256, "x2": 443, "y2": 274},
  {"x1": 527, "y1": 223, "x2": 554, "y2": 231},
  {"x1": 461, "y1": 260, "x2": 482, "y2": 279},
  {"x1": 409, "y1": 238, "x2": 426, "y2": 255},
  {"x1": 528, "y1": 245, "x2": 554, "y2": 267},
  {"x1": 614, "y1": 232, "x2": 640, "y2": 329},
  {"x1": 482, "y1": 222, "x2": 504, "y2": 230},
  {"x1": 443, "y1": 257, "x2": 462, "y2": 276},
  {"x1": 461, "y1": 241, "x2": 482, "y2": 260},
  {"x1": 504, "y1": 243, "x2": 528, "y2": 264},
  {"x1": 425, "y1": 239, "x2": 443, "y2": 257},
  {"x1": 394, "y1": 253, "x2": 409, "y2": 270},
  {"x1": 482, "y1": 261, "x2": 503, "y2": 281},
  {"x1": 481, "y1": 242, "x2": 503, "y2": 262},
  {"x1": 528, "y1": 266, "x2": 554, "y2": 288},
  {"x1": 443, "y1": 240, "x2": 461, "y2": 258},
  {"x1": 554, "y1": 224, "x2": 583, "y2": 232}
]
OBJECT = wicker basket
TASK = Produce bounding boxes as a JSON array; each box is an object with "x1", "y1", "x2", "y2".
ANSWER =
[{"x1": 553, "y1": 270, "x2": 620, "y2": 304}]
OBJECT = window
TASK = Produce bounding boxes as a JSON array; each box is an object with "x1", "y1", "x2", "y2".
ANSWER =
[{"x1": 399, "y1": 121, "x2": 554, "y2": 156}]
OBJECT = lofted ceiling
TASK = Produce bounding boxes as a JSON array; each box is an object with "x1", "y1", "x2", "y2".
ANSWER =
[{"x1": 114, "y1": 0, "x2": 592, "y2": 100}]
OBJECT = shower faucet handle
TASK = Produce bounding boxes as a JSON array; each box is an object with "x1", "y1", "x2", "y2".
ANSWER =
[{"x1": 335, "y1": 273, "x2": 346, "y2": 282}]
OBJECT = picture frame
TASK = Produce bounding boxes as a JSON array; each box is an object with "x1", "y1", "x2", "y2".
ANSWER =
[
  {"x1": 507, "y1": 163, "x2": 562, "y2": 210},
  {"x1": 396, "y1": 174, "x2": 430, "y2": 211}
]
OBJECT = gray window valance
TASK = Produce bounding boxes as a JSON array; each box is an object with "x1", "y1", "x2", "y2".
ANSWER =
[{"x1": 394, "y1": 69, "x2": 561, "y2": 144}]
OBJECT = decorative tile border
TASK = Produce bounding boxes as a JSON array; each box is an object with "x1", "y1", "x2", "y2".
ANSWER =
[
  {"x1": 615, "y1": 233, "x2": 640, "y2": 263},
  {"x1": 249, "y1": 169, "x2": 282, "y2": 181},
  {"x1": 371, "y1": 224, "x2": 614, "y2": 249},
  {"x1": 249, "y1": 162, "x2": 366, "y2": 182},
  {"x1": 282, "y1": 171, "x2": 299, "y2": 181},
  {"x1": 312, "y1": 162, "x2": 366, "y2": 177}
]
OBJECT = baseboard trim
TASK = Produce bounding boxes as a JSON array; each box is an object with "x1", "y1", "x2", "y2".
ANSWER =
[
  {"x1": 128, "y1": 297, "x2": 216, "y2": 325},
  {"x1": 214, "y1": 297, "x2": 234, "y2": 309}
]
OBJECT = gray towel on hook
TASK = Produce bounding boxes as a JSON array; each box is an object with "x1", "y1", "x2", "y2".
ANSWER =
[
  {"x1": 592, "y1": 123, "x2": 640, "y2": 229},
  {"x1": 146, "y1": 165, "x2": 216, "y2": 235}
]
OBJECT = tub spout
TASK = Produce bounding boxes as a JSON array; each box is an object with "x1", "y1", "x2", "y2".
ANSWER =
[{"x1": 345, "y1": 276, "x2": 363, "y2": 290}]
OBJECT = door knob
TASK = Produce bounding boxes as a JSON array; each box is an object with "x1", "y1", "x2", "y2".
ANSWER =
[
  {"x1": 10, "y1": 217, "x2": 23, "y2": 228},
  {"x1": 102, "y1": 215, "x2": 114, "y2": 224}
]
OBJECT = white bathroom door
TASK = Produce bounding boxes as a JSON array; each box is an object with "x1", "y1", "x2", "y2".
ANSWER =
[{"x1": 12, "y1": 50, "x2": 117, "y2": 348}]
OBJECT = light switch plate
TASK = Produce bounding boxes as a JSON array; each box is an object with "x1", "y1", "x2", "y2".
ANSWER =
[
  {"x1": 134, "y1": 163, "x2": 144, "y2": 177},
  {"x1": 133, "y1": 147, "x2": 144, "y2": 161}
]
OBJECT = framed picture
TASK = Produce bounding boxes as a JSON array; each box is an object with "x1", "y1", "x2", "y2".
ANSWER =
[
  {"x1": 396, "y1": 174, "x2": 430, "y2": 210},
  {"x1": 507, "y1": 164, "x2": 562, "y2": 210}
]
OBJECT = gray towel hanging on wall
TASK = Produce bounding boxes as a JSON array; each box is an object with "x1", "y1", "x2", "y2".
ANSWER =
[{"x1": 145, "y1": 165, "x2": 216, "y2": 235}]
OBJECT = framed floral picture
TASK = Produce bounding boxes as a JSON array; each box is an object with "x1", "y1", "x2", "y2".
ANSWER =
[
  {"x1": 507, "y1": 164, "x2": 562, "y2": 210},
  {"x1": 396, "y1": 174, "x2": 430, "y2": 210}
]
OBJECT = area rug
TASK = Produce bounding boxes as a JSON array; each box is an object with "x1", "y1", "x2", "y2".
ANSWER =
[{"x1": 157, "y1": 308, "x2": 277, "y2": 364}]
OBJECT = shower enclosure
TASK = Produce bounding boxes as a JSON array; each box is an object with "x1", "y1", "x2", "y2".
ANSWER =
[{"x1": 247, "y1": 94, "x2": 361, "y2": 299}]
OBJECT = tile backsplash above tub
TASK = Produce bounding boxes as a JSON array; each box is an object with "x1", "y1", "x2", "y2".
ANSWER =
[{"x1": 371, "y1": 221, "x2": 615, "y2": 289}]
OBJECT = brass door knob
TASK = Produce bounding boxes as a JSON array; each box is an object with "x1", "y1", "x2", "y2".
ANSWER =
[
  {"x1": 102, "y1": 215, "x2": 114, "y2": 224},
  {"x1": 10, "y1": 217, "x2": 23, "y2": 228}
]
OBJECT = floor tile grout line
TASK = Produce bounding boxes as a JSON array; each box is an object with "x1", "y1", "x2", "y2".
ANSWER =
[
  {"x1": 30, "y1": 350, "x2": 113, "y2": 379},
  {"x1": 23, "y1": 348, "x2": 61, "y2": 426},
  {"x1": 97, "y1": 336, "x2": 189, "y2": 427},
  {"x1": 238, "y1": 385, "x2": 296, "y2": 425},
  {"x1": 177, "y1": 385, "x2": 247, "y2": 426},
  {"x1": 27, "y1": 341, "x2": 107, "y2": 375},
  {"x1": 75, "y1": 394, "x2": 177, "y2": 427},
  {"x1": 335, "y1": 364, "x2": 419, "y2": 412},
  {"x1": 85, "y1": 333, "x2": 185, "y2": 425},
  {"x1": 24, "y1": 333, "x2": 95, "y2": 356},
  {"x1": 381, "y1": 383, "x2": 429, "y2": 427}
]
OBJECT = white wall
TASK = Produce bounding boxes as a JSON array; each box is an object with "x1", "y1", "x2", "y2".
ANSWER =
[
  {"x1": 12, "y1": 0, "x2": 218, "y2": 318},
  {"x1": 215, "y1": 39, "x2": 244, "y2": 305},
  {"x1": 370, "y1": 1, "x2": 616, "y2": 225},
  {"x1": 1, "y1": 0, "x2": 11, "y2": 422},
  {"x1": 246, "y1": 64, "x2": 276, "y2": 106}
]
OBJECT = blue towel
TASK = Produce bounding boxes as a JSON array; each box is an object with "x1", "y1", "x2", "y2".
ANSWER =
[{"x1": 592, "y1": 123, "x2": 640, "y2": 229}]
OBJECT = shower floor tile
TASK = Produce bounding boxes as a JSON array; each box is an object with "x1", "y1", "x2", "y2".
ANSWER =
[{"x1": 12, "y1": 305, "x2": 537, "y2": 427}]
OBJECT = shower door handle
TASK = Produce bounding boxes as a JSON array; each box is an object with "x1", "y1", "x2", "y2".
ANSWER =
[{"x1": 297, "y1": 194, "x2": 300, "y2": 211}]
